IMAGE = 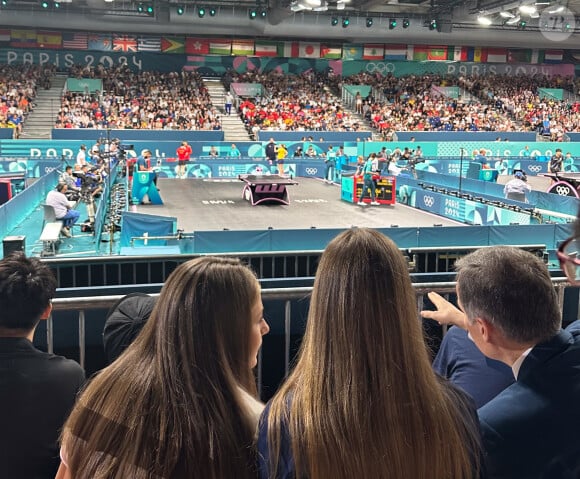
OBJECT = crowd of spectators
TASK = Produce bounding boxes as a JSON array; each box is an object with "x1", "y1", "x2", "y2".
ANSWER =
[
  {"x1": 329, "y1": 71, "x2": 580, "y2": 141},
  {"x1": 0, "y1": 64, "x2": 41, "y2": 137},
  {"x1": 56, "y1": 66, "x2": 221, "y2": 131},
  {"x1": 226, "y1": 70, "x2": 362, "y2": 138}
]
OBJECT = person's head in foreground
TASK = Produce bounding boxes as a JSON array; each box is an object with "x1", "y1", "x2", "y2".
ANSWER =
[
  {"x1": 456, "y1": 246, "x2": 561, "y2": 361},
  {"x1": 261, "y1": 228, "x2": 482, "y2": 479},
  {"x1": 60, "y1": 257, "x2": 269, "y2": 478}
]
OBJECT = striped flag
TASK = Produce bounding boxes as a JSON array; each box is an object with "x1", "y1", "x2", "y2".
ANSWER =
[
  {"x1": 232, "y1": 39, "x2": 254, "y2": 56},
  {"x1": 113, "y1": 35, "x2": 138, "y2": 52},
  {"x1": 484, "y1": 48, "x2": 507, "y2": 63},
  {"x1": 543, "y1": 49, "x2": 564, "y2": 63},
  {"x1": 254, "y1": 41, "x2": 278, "y2": 57},
  {"x1": 0, "y1": 29, "x2": 10, "y2": 44},
  {"x1": 451, "y1": 46, "x2": 468, "y2": 62},
  {"x1": 363, "y1": 44, "x2": 384, "y2": 60},
  {"x1": 138, "y1": 36, "x2": 161, "y2": 52},
  {"x1": 88, "y1": 34, "x2": 112, "y2": 51},
  {"x1": 278, "y1": 41, "x2": 297, "y2": 58},
  {"x1": 62, "y1": 32, "x2": 88, "y2": 50},
  {"x1": 209, "y1": 40, "x2": 231, "y2": 55},
  {"x1": 320, "y1": 44, "x2": 342, "y2": 59},
  {"x1": 384, "y1": 44, "x2": 407, "y2": 60},
  {"x1": 10, "y1": 30, "x2": 37, "y2": 48},
  {"x1": 161, "y1": 36, "x2": 185, "y2": 54},
  {"x1": 412, "y1": 45, "x2": 429, "y2": 61},
  {"x1": 37, "y1": 31, "x2": 61, "y2": 49},
  {"x1": 185, "y1": 38, "x2": 209, "y2": 54}
]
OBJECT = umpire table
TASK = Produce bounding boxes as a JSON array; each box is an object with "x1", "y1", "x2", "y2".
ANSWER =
[{"x1": 238, "y1": 174, "x2": 299, "y2": 206}]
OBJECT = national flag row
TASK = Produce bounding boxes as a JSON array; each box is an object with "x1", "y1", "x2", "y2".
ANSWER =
[{"x1": 0, "y1": 29, "x2": 567, "y2": 64}]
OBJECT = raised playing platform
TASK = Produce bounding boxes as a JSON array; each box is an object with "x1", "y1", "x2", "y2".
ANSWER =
[{"x1": 135, "y1": 177, "x2": 463, "y2": 231}]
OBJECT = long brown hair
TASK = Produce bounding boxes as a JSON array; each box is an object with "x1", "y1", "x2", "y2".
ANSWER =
[
  {"x1": 62, "y1": 257, "x2": 261, "y2": 478},
  {"x1": 266, "y1": 228, "x2": 481, "y2": 479}
]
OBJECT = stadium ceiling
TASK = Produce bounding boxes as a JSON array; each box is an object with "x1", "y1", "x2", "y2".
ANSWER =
[{"x1": 0, "y1": 0, "x2": 578, "y2": 47}]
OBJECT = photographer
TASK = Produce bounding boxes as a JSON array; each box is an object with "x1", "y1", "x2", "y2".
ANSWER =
[
  {"x1": 74, "y1": 164, "x2": 103, "y2": 200},
  {"x1": 60, "y1": 166, "x2": 81, "y2": 201}
]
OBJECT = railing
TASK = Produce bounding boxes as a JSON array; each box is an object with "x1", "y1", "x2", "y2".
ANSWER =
[{"x1": 49, "y1": 278, "x2": 569, "y2": 395}]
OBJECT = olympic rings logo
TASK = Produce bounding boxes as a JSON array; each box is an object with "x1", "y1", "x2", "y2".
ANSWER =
[
  {"x1": 365, "y1": 62, "x2": 396, "y2": 74},
  {"x1": 305, "y1": 168, "x2": 318, "y2": 175},
  {"x1": 423, "y1": 195, "x2": 435, "y2": 208},
  {"x1": 528, "y1": 165, "x2": 542, "y2": 173},
  {"x1": 556, "y1": 186, "x2": 571, "y2": 196}
]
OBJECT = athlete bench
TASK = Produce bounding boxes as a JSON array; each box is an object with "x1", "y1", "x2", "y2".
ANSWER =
[{"x1": 40, "y1": 221, "x2": 63, "y2": 257}]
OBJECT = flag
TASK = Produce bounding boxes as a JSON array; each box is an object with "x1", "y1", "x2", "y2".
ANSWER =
[
  {"x1": 412, "y1": 45, "x2": 429, "y2": 61},
  {"x1": 278, "y1": 41, "x2": 298, "y2": 58},
  {"x1": 185, "y1": 38, "x2": 209, "y2": 54},
  {"x1": 36, "y1": 31, "x2": 61, "y2": 49},
  {"x1": 342, "y1": 45, "x2": 363, "y2": 60},
  {"x1": 384, "y1": 44, "x2": 407, "y2": 60},
  {"x1": 161, "y1": 36, "x2": 185, "y2": 54},
  {"x1": 543, "y1": 49, "x2": 564, "y2": 63},
  {"x1": 138, "y1": 36, "x2": 161, "y2": 52},
  {"x1": 62, "y1": 32, "x2": 88, "y2": 50},
  {"x1": 209, "y1": 40, "x2": 231, "y2": 55},
  {"x1": 113, "y1": 35, "x2": 138, "y2": 52},
  {"x1": 0, "y1": 29, "x2": 10, "y2": 44},
  {"x1": 427, "y1": 45, "x2": 447, "y2": 61},
  {"x1": 10, "y1": 30, "x2": 37, "y2": 48},
  {"x1": 320, "y1": 44, "x2": 342, "y2": 59},
  {"x1": 254, "y1": 41, "x2": 278, "y2": 57},
  {"x1": 232, "y1": 39, "x2": 254, "y2": 56},
  {"x1": 299, "y1": 42, "x2": 320, "y2": 58},
  {"x1": 507, "y1": 49, "x2": 531, "y2": 63},
  {"x1": 451, "y1": 46, "x2": 468, "y2": 62},
  {"x1": 473, "y1": 47, "x2": 482, "y2": 62},
  {"x1": 484, "y1": 48, "x2": 507, "y2": 63},
  {"x1": 363, "y1": 44, "x2": 384, "y2": 60},
  {"x1": 88, "y1": 34, "x2": 112, "y2": 51}
]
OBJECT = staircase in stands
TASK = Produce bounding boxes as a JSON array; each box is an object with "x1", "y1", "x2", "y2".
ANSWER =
[
  {"x1": 203, "y1": 78, "x2": 251, "y2": 142},
  {"x1": 20, "y1": 73, "x2": 67, "y2": 140}
]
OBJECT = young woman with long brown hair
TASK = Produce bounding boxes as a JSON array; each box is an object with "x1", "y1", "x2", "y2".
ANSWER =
[
  {"x1": 56, "y1": 257, "x2": 269, "y2": 478},
  {"x1": 258, "y1": 228, "x2": 482, "y2": 479}
]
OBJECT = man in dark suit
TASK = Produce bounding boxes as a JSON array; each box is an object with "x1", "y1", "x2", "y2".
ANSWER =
[
  {"x1": 0, "y1": 253, "x2": 85, "y2": 478},
  {"x1": 422, "y1": 246, "x2": 580, "y2": 479}
]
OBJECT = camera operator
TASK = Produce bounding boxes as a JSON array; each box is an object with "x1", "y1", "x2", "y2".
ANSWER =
[
  {"x1": 74, "y1": 164, "x2": 103, "y2": 200},
  {"x1": 59, "y1": 166, "x2": 81, "y2": 202}
]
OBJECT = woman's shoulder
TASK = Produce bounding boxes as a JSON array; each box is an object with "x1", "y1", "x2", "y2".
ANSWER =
[{"x1": 238, "y1": 387, "x2": 265, "y2": 427}]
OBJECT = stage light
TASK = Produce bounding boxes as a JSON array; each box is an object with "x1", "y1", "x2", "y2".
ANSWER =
[
  {"x1": 137, "y1": 3, "x2": 144, "y2": 12},
  {"x1": 198, "y1": 6, "x2": 205, "y2": 17},
  {"x1": 146, "y1": 4, "x2": 153, "y2": 14},
  {"x1": 342, "y1": 16, "x2": 349, "y2": 27},
  {"x1": 249, "y1": 8, "x2": 257, "y2": 19},
  {"x1": 518, "y1": 19, "x2": 527, "y2": 29},
  {"x1": 366, "y1": 17, "x2": 373, "y2": 27},
  {"x1": 209, "y1": 7, "x2": 216, "y2": 15},
  {"x1": 403, "y1": 18, "x2": 410, "y2": 28},
  {"x1": 176, "y1": 5, "x2": 184, "y2": 14},
  {"x1": 1, "y1": 0, "x2": 7, "y2": 6},
  {"x1": 53, "y1": 1, "x2": 60, "y2": 7},
  {"x1": 389, "y1": 18, "x2": 397, "y2": 29},
  {"x1": 260, "y1": 8, "x2": 267, "y2": 17},
  {"x1": 41, "y1": 1, "x2": 49, "y2": 7},
  {"x1": 331, "y1": 16, "x2": 338, "y2": 25},
  {"x1": 429, "y1": 19, "x2": 438, "y2": 30}
]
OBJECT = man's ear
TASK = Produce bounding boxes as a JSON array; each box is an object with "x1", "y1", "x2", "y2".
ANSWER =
[
  {"x1": 476, "y1": 317, "x2": 494, "y2": 344},
  {"x1": 40, "y1": 303, "x2": 53, "y2": 321}
]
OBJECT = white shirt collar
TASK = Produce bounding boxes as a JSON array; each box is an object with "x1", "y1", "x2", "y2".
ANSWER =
[{"x1": 512, "y1": 347, "x2": 533, "y2": 379}]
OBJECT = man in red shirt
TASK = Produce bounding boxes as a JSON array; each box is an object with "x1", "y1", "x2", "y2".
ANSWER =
[{"x1": 176, "y1": 140, "x2": 192, "y2": 179}]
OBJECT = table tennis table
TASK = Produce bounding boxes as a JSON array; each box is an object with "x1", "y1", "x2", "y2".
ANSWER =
[
  {"x1": 238, "y1": 174, "x2": 299, "y2": 206},
  {"x1": 542, "y1": 172, "x2": 580, "y2": 198}
]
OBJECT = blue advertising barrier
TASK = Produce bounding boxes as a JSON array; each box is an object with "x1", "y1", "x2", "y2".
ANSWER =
[
  {"x1": 256, "y1": 131, "x2": 372, "y2": 142},
  {"x1": 0, "y1": 129, "x2": 13, "y2": 139},
  {"x1": 52, "y1": 129, "x2": 224, "y2": 142},
  {"x1": 395, "y1": 132, "x2": 538, "y2": 142}
]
